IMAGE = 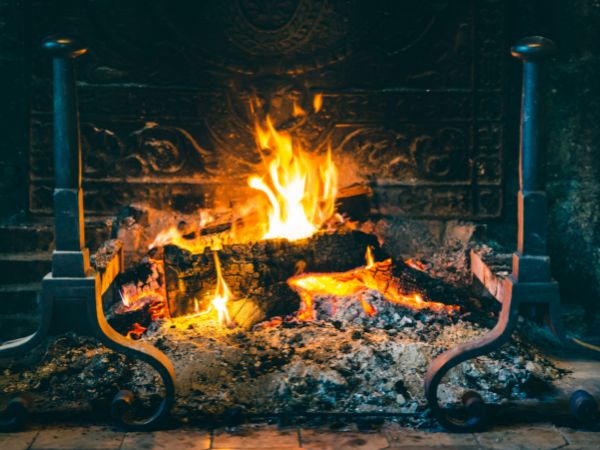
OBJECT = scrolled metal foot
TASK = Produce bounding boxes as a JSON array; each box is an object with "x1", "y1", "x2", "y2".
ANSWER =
[
  {"x1": 0, "y1": 394, "x2": 31, "y2": 432},
  {"x1": 570, "y1": 390, "x2": 599, "y2": 427},
  {"x1": 99, "y1": 335, "x2": 175, "y2": 431},
  {"x1": 87, "y1": 277, "x2": 176, "y2": 431},
  {"x1": 424, "y1": 296, "x2": 518, "y2": 432}
]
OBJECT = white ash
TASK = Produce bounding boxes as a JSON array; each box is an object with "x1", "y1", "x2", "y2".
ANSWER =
[
  {"x1": 0, "y1": 313, "x2": 563, "y2": 425},
  {"x1": 311, "y1": 290, "x2": 453, "y2": 330}
]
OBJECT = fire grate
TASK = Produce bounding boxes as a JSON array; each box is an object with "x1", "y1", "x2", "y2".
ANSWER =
[
  {"x1": 423, "y1": 36, "x2": 600, "y2": 431},
  {"x1": 0, "y1": 36, "x2": 175, "y2": 431},
  {"x1": 0, "y1": 35, "x2": 599, "y2": 433}
]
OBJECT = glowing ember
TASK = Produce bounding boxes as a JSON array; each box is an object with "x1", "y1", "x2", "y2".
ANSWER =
[
  {"x1": 248, "y1": 116, "x2": 338, "y2": 242},
  {"x1": 288, "y1": 247, "x2": 459, "y2": 320},
  {"x1": 404, "y1": 258, "x2": 428, "y2": 272},
  {"x1": 119, "y1": 286, "x2": 167, "y2": 320},
  {"x1": 126, "y1": 322, "x2": 147, "y2": 340}
]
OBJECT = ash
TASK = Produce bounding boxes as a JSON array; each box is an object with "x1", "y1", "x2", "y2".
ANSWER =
[
  {"x1": 0, "y1": 303, "x2": 563, "y2": 427},
  {"x1": 0, "y1": 219, "x2": 565, "y2": 426}
]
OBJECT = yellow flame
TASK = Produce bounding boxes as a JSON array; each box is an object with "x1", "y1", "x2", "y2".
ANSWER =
[
  {"x1": 249, "y1": 116, "x2": 338, "y2": 241},
  {"x1": 313, "y1": 93, "x2": 323, "y2": 112},
  {"x1": 211, "y1": 250, "x2": 232, "y2": 325},
  {"x1": 365, "y1": 246, "x2": 375, "y2": 269}
]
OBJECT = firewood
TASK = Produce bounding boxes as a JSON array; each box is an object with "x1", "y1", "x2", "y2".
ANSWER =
[{"x1": 162, "y1": 228, "x2": 382, "y2": 327}]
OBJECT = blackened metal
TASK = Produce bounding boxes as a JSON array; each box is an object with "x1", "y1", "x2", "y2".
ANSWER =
[
  {"x1": 512, "y1": 36, "x2": 556, "y2": 257},
  {"x1": 569, "y1": 390, "x2": 599, "y2": 427},
  {"x1": 27, "y1": 1, "x2": 507, "y2": 220},
  {"x1": 42, "y1": 36, "x2": 86, "y2": 252},
  {"x1": 0, "y1": 36, "x2": 176, "y2": 432},
  {"x1": 425, "y1": 36, "x2": 600, "y2": 432}
]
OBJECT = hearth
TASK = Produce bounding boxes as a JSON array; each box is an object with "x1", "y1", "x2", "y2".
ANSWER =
[{"x1": 1, "y1": 2, "x2": 600, "y2": 434}]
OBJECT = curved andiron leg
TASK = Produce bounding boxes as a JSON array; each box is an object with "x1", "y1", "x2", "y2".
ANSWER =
[
  {"x1": 0, "y1": 394, "x2": 32, "y2": 432},
  {"x1": 424, "y1": 296, "x2": 519, "y2": 432},
  {"x1": 87, "y1": 276, "x2": 176, "y2": 431},
  {"x1": 0, "y1": 287, "x2": 54, "y2": 431}
]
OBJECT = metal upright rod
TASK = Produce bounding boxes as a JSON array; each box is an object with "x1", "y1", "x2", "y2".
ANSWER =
[
  {"x1": 42, "y1": 36, "x2": 90, "y2": 277},
  {"x1": 519, "y1": 61, "x2": 542, "y2": 192},
  {"x1": 52, "y1": 52, "x2": 82, "y2": 190},
  {"x1": 510, "y1": 36, "x2": 556, "y2": 261}
]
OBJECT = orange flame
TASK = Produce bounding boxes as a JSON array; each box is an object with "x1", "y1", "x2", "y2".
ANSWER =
[
  {"x1": 313, "y1": 93, "x2": 323, "y2": 113},
  {"x1": 293, "y1": 101, "x2": 306, "y2": 117},
  {"x1": 288, "y1": 247, "x2": 458, "y2": 319},
  {"x1": 249, "y1": 116, "x2": 338, "y2": 241}
]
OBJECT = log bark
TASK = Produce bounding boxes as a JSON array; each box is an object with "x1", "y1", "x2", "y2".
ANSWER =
[{"x1": 163, "y1": 229, "x2": 382, "y2": 327}]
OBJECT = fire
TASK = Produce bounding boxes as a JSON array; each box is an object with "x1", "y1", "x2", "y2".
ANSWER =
[
  {"x1": 288, "y1": 247, "x2": 459, "y2": 320},
  {"x1": 119, "y1": 287, "x2": 167, "y2": 320},
  {"x1": 248, "y1": 116, "x2": 338, "y2": 241},
  {"x1": 365, "y1": 245, "x2": 375, "y2": 269},
  {"x1": 211, "y1": 250, "x2": 232, "y2": 325},
  {"x1": 184, "y1": 251, "x2": 233, "y2": 326},
  {"x1": 313, "y1": 93, "x2": 323, "y2": 113}
]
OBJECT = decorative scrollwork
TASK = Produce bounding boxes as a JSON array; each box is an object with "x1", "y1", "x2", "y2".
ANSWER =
[{"x1": 80, "y1": 122, "x2": 212, "y2": 178}]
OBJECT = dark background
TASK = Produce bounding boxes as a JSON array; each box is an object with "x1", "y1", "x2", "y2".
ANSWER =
[{"x1": 0, "y1": 0, "x2": 598, "y2": 312}]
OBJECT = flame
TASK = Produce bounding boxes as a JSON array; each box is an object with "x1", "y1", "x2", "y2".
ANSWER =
[
  {"x1": 293, "y1": 101, "x2": 306, "y2": 117},
  {"x1": 288, "y1": 247, "x2": 458, "y2": 320},
  {"x1": 365, "y1": 245, "x2": 375, "y2": 269},
  {"x1": 211, "y1": 250, "x2": 232, "y2": 325},
  {"x1": 249, "y1": 116, "x2": 338, "y2": 241},
  {"x1": 313, "y1": 94, "x2": 323, "y2": 113}
]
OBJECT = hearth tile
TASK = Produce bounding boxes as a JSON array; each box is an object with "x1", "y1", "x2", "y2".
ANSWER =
[
  {"x1": 558, "y1": 428, "x2": 600, "y2": 448},
  {"x1": 300, "y1": 429, "x2": 389, "y2": 450},
  {"x1": 0, "y1": 431, "x2": 39, "y2": 450},
  {"x1": 121, "y1": 430, "x2": 210, "y2": 450},
  {"x1": 212, "y1": 426, "x2": 299, "y2": 448},
  {"x1": 383, "y1": 428, "x2": 477, "y2": 447},
  {"x1": 30, "y1": 426, "x2": 124, "y2": 450},
  {"x1": 474, "y1": 426, "x2": 567, "y2": 450}
]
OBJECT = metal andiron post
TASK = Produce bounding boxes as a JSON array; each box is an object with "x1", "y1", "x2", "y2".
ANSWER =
[
  {"x1": 0, "y1": 36, "x2": 176, "y2": 432},
  {"x1": 424, "y1": 36, "x2": 600, "y2": 432}
]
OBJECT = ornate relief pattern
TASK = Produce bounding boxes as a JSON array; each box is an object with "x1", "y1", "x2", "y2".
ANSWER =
[{"x1": 28, "y1": 0, "x2": 506, "y2": 219}]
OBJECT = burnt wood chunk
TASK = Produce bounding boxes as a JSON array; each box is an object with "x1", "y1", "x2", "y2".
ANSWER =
[{"x1": 163, "y1": 229, "x2": 382, "y2": 327}]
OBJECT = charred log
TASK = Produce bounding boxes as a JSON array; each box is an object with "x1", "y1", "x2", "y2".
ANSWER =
[{"x1": 163, "y1": 229, "x2": 383, "y2": 327}]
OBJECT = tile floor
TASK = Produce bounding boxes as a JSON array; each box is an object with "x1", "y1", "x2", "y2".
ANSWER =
[{"x1": 1, "y1": 423, "x2": 599, "y2": 450}]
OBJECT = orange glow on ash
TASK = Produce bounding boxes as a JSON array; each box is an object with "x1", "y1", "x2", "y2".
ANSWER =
[
  {"x1": 249, "y1": 116, "x2": 338, "y2": 242},
  {"x1": 288, "y1": 247, "x2": 459, "y2": 320}
]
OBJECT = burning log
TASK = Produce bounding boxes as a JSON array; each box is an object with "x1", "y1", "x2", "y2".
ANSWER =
[{"x1": 162, "y1": 228, "x2": 382, "y2": 327}]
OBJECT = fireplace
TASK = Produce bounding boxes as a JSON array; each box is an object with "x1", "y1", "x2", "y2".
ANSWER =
[{"x1": 1, "y1": 0, "x2": 599, "y2": 434}]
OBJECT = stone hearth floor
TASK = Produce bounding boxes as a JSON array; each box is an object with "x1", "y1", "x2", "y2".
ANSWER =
[{"x1": 1, "y1": 423, "x2": 600, "y2": 450}]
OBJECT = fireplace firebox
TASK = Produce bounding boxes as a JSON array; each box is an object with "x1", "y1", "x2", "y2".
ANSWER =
[{"x1": 1, "y1": 0, "x2": 599, "y2": 435}]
